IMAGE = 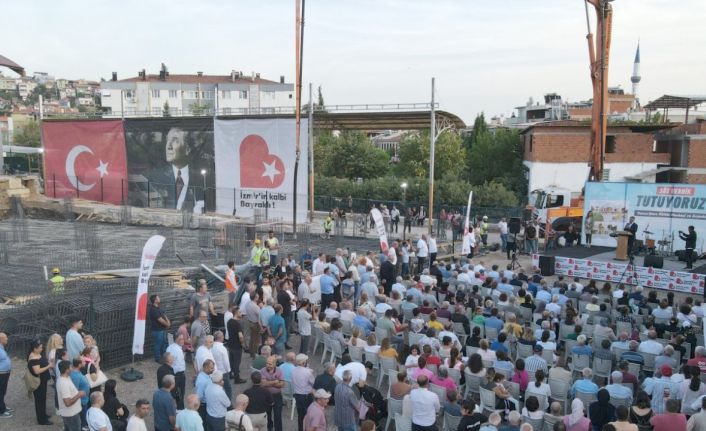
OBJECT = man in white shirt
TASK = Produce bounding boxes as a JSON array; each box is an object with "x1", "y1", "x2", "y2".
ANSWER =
[
  {"x1": 225, "y1": 394, "x2": 253, "y2": 431},
  {"x1": 416, "y1": 235, "x2": 428, "y2": 274},
  {"x1": 409, "y1": 375, "x2": 440, "y2": 430},
  {"x1": 334, "y1": 355, "x2": 368, "y2": 386},
  {"x1": 427, "y1": 234, "x2": 438, "y2": 266},
  {"x1": 195, "y1": 335, "x2": 217, "y2": 372},
  {"x1": 166, "y1": 333, "x2": 187, "y2": 410},
  {"x1": 324, "y1": 302, "x2": 341, "y2": 320},
  {"x1": 204, "y1": 371, "x2": 232, "y2": 431},
  {"x1": 498, "y1": 217, "x2": 509, "y2": 248},
  {"x1": 176, "y1": 394, "x2": 206, "y2": 431},
  {"x1": 339, "y1": 302, "x2": 356, "y2": 322},
  {"x1": 639, "y1": 330, "x2": 665, "y2": 355},
  {"x1": 211, "y1": 331, "x2": 232, "y2": 399},
  {"x1": 126, "y1": 399, "x2": 151, "y2": 431},
  {"x1": 87, "y1": 392, "x2": 112, "y2": 431},
  {"x1": 312, "y1": 253, "x2": 326, "y2": 276},
  {"x1": 297, "y1": 273, "x2": 315, "y2": 301},
  {"x1": 391, "y1": 276, "x2": 407, "y2": 297},
  {"x1": 56, "y1": 361, "x2": 85, "y2": 431}
]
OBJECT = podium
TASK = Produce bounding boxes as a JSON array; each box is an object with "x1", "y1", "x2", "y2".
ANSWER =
[{"x1": 615, "y1": 231, "x2": 632, "y2": 260}]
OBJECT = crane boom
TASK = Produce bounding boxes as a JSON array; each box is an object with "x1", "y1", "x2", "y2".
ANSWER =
[{"x1": 585, "y1": 0, "x2": 613, "y2": 182}]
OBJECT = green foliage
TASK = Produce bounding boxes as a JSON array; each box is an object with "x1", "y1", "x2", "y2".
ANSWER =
[
  {"x1": 317, "y1": 85, "x2": 325, "y2": 108},
  {"x1": 13, "y1": 120, "x2": 41, "y2": 147},
  {"x1": 314, "y1": 175, "x2": 518, "y2": 208},
  {"x1": 163, "y1": 101, "x2": 171, "y2": 117},
  {"x1": 314, "y1": 131, "x2": 389, "y2": 179},
  {"x1": 463, "y1": 112, "x2": 488, "y2": 152},
  {"x1": 27, "y1": 84, "x2": 53, "y2": 105},
  {"x1": 394, "y1": 130, "x2": 466, "y2": 180},
  {"x1": 466, "y1": 124, "x2": 527, "y2": 202},
  {"x1": 190, "y1": 103, "x2": 210, "y2": 116}
]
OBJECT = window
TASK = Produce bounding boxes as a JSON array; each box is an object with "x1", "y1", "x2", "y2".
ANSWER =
[
  {"x1": 289, "y1": 94, "x2": 293, "y2": 99},
  {"x1": 169, "y1": 90, "x2": 177, "y2": 98},
  {"x1": 221, "y1": 90, "x2": 231, "y2": 99},
  {"x1": 262, "y1": 91, "x2": 276, "y2": 100},
  {"x1": 124, "y1": 90, "x2": 134, "y2": 99},
  {"x1": 188, "y1": 91, "x2": 199, "y2": 99},
  {"x1": 652, "y1": 139, "x2": 670, "y2": 153},
  {"x1": 548, "y1": 194, "x2": 564, "y2": 208},
  {"x1": 605, "y1": 135, "x2": 616, "y2": 153},
  {"x1": 201, "y1": 91, "x2": 213, "y2": 99},
  {"x1": 602, "y1": 169, "x2": 610, "y2": 181},
  {"x1": 239, "y1": 90, "x2": 248, "y2": 99},
  {"x1": 151, "y1": 89, "x2": 160, "y2": 98}
]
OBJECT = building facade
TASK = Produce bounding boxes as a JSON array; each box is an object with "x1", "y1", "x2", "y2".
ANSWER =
[{"x1": 100, "y1": 69, "x2": 294, "y2": 117}]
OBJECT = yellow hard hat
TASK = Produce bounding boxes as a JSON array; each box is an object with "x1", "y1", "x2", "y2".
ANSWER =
[
  {"x1": 254, "y1": 239, "x2": 261, "y2": 245},
  {"x1": 52, "y1": 267, "x2": 60, "y2": 274}
]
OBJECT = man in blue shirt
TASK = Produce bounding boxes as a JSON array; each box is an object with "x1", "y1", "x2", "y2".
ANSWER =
[
  {"x1": 153, "y1": 375, "x2": 177, "y2": 431},
  {"x1": 196, "y1": 359, "x2": 215, "y2": 425},
  {"x1": 268, "y1": 305, "x2": 288, "y2": 355},
  {"x1": 319, "y1": 267, "x2": 336, "y2": 310},
  {"x1": 66, "y1": 317, "x2": 85, "y2": 360},
  {"x1": 570, "y1": 368, "x2": 599, "y2": 396},
  {"x1": 69, "y1": 358, "x2": 90, "y2": 428},
  {"x1": 486, "y1": 265, "x2": 500, "y2": 282},
  {"x1": 497, "y1": 279, "x2": 514, "y2": 296},
  {"x1": 484, "y1": 309, "x2": 504, "y2": 332},
  {"x1": 0, "y1": 332, "x2": 11, "y2": 418},
  {"x1": 352, "y1": 308, "x2": 374, "y2": 337}
]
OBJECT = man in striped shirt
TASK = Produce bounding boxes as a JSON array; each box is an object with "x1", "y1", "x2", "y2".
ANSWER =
[
  {"x1": 334, "y1": 371, "x2": 359, "y2": 431},
  {"x1": 524, "y1": 345, "x2": 548, "y2": 374}
]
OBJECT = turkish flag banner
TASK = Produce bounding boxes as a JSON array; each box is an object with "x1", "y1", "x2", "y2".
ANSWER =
[
  {"x1": 42, "y1": 120, "x2": 128, "y2": 205},
  {"x1": 214, "y1": 118, "x2": 309, "y2": 221}
]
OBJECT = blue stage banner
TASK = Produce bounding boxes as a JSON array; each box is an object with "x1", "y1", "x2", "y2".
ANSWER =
[{"x1": 583, "y1": 182, "x2": 706, "y2": 250}]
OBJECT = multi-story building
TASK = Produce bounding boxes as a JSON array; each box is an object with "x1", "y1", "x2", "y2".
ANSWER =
[
  {"x1": 0, "y1": 115, "x2": 13, "y2": 147},
  {"x1": 100, "y1": 67, "x2": 294, "y2": 116},
  {"x1": 520, "y1": 120, "x2": 706, "y2": 198}
]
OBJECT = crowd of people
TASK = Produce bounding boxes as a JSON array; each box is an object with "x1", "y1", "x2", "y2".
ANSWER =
[{"x1": 2, "y1": 228, "x2": 706, "y2": 431}]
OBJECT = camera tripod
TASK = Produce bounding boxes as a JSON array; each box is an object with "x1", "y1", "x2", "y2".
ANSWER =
[
  {"x1": 509, "y1": 233, "x2": 522, "y2": 270},
  {"x1": 618, "y1": 250, "x2": 640, "y2": 287}
]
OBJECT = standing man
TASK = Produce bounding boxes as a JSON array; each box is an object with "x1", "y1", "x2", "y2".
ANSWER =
[
  {"x1": 319, "y1": 267, "x2": 336, "y2": 310},
  {"x1": 268, "y1": 305, "x2": 288, "y2": 355},
  {"x1": 148, "y1": 295, "x2": 170, "y2": 363},
  {"x1": 56, "y1": 361, "x2": 84, "y2": 431},
  {"x1": 624, "y1": 216, "x2": 638, "y2": 257},
  {"x1": 0, "y1": 332, "x2": 11, "y2": 419},
  {"x1": 205, "y1": 371, "x2": 232, "y2": 431},
  {"x1": 226, "y1": 305, "x2": 247, "y2": 384},
  {"x1": 243, "y1": 371, "x2": 274, "y2": 431},
  {"x1": 126, "y1": 399, "x2": 151, "y2": 431},
  {"x1": 267, "y1": 230, "x2": 279, "y2": 267},
  {"x1": 225, "y1": 261, "x2": 238, "y2": 306},
  {"x1": 212, "y1": 331, "x2": 232, "y2": 399},
  {"x1": 86, "y1": 392, "x2": 112, "y2": 431},
  {"x1": 250, "y1": 239, "x2": 264, "y2": 280},
  {"x1": 189, "y1": 279, "x2": 217, "y2": 319},
  {"x1": 292, "y1": 354, "x2": 315, "y2": 431},
  {"x1": 50, "y1": 267, "x2": 65, "y2": 294},
  {"x1": 391, "y1": 205, "x2": 400, "y2": 234},
  {"x1": 156, "y1": 352, "x2": 178, "y2": 407},
  {"x1": 166, "y1": 333, "x2": 186, "y2": 410},
  {"x1": 191, "y1": 311, "x2": 212, "y2": 352},
  {"x1": 679, "y1": 226, "x2": 697, "y2": 270},
  {"x1": 427, "y1": 233, "x2": 438, "y2": 268},
  {"x1": 176, "y1": 394, "x2": 204, "y2": 431},
  {"x1": 584, "y1": 210, "x2": 594, "y2": 248},
  {"x1": 480, "y1": 216, "x2": 489, "y2": 248},
  {"x1": 416, "y1": 235, "x2": 428, "y2": 274},
  {"x1": 334, "y1": 370, "x2": 359, "y2": 431},
  {"x1": 245, "y1": 292, "x2": 262, "y2": 359},
  {"x1": 260, "y1": 356, "x2": 285, "y2": 431},
  {"x1": 66, "y1": 317, "x2": 85, "y2": 360},
  {"x1": 303, "y1": 390, "x2": 331, "y2": 431},
  {"x1": 498, "y1": 217, "x2": 509, "y2": 252},
  {"x1": 409, "y1": 375, "x2": 440, "y2": 431},
  {"x1": 195, "y1": 360, "x2": 215, "y2": 426},
  {"x1": 525, "y1": 220, "x2": 538, "y2": 255},
  {"x1": 152, "y1": 375, "x2": 177, "y2": 431}
]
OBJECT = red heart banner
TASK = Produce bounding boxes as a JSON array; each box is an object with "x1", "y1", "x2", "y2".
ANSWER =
[{"x1": 240, "y1": 134, "x2": 286, "y2": 188}]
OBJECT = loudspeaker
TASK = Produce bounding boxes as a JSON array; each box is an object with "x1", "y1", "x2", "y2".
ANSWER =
[
  {"x1": 675, "y1": 250, "x2": 686, "y2": 262},
  {"x1": 643, "y1": 255, "x2": 664, "y2": 269},
  {"x1": 539, "y1": 255, "x2": 555, "y2": 276},
  {"x1": 509, "y1": 217, "x2": 522, "y2": 234}
]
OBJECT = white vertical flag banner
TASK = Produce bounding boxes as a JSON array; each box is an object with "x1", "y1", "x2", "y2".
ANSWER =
[
  {"x1": 132, "y1": 235, "x2": 166, "y2": 355},
  {"x1": 371, "y1": 208, "x2": 389, "y2": 252},
  {"x1": 462, "y1": 191, "x2": 474, "y2": 255},
  {"x1": 214, "y1": 118, "x2": 309, "y2": 221}
]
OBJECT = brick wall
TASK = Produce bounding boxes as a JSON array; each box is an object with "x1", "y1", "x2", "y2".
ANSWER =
[
  {"x1": 523, "y1": 125, "x2": 669, "y2": 164},
  {"x1": 688, "y1": 136, "x2": 706, "y2": 168}
]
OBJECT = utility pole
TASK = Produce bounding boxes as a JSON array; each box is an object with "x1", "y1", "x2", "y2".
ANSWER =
[
  {"x1": 308, "y1": 82, "x2": 314, "y2": 222},
  {"x1": 428, "y1": 77, "x2": 435, "y2": 236},
  {"x1": 292, "y1": 0, "x2": 305, "y2": 237}
]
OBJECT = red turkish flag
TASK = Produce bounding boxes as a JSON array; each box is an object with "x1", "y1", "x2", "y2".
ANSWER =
[{"x1": 43, "y1": 120, "x2": 127, "y2": 205}]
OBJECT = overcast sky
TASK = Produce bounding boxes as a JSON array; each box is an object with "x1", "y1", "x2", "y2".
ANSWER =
[{"x1": 2, "y1": 0, "x2": 704, "y2": 124}]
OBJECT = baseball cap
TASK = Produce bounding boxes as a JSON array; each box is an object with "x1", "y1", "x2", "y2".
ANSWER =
[
  {"x1": 254, "y1": 239, "x2": 261, "y2": 244},
  {"x1": 660, "y1": 364, "x2": 673, "y2": 377},
  {"x1": 533, "y1": 344, "x2": 543, "y2": 352}
]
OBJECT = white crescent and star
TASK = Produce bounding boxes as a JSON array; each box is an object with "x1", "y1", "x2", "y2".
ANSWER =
[
  {"x1": 262, "y1": 160, "x2": 281, "y2": 182},
  {"x1": 65, "y1": 145, "x2": 109, "y2": 192}
]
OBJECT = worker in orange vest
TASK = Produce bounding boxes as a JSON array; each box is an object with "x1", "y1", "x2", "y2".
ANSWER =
[{"x1": 225, "y1": 260, "x2": 237, "y2": 306}]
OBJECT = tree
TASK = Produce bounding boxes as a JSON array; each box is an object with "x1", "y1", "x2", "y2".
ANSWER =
[
  {"x1": 190, "y1": 103, "x2": 210, "y2": 116},
  {"x1": 317, "y1": 85, "x2": 325, "y2": 108},
  {"x1": 394, "y1": 130, "x2": 466, "y2": 180},
  {"x1": 163, "y1": 101, "x2": 171, "y2": 117},
  {"x1": 466, "y1": 127, "x2": 527, "y2": 202},
  {"x1": 314, "y1": 131, "x2": 389, "y2": 179},
  {"x1": 13, "y1": 121, "x2": 41, "y2": 147},
  {"x1": 463, "y1": 113, "x2": 488, "y2": 152}
]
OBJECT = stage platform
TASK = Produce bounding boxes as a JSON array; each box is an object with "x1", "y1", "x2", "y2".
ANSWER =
[
  {"x1": 532, "y1": 244, "x2": 706, "y2": 294},
  {"x1": 540, "y1": 245, "x2": 703, "y2": 274}
]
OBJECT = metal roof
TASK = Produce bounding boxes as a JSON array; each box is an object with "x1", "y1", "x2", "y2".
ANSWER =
[
  {"x1": 314, "y1": 110, "x2": 466, "y2": 130},
  {"x1": 643, "y1": 95, "x2": 706, "y2": 110}
]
